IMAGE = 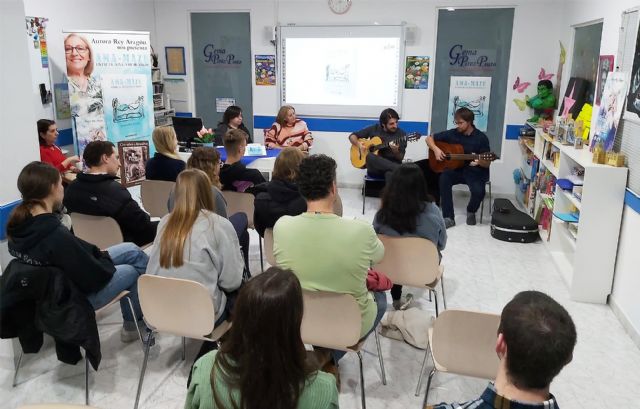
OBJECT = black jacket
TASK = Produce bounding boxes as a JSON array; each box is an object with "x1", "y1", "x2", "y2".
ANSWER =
[
  {"x1": 0, "y1": 259, "x2": 102, "y2": 369},
  {"x1": 220, "y1": 162, "x2": 266, "y2": 192},
  {"x1": 214, "y1": 123, "x2": 252, "y2": 146},
  {"x1": 145, "y1": 153, "x2": 185, "y2": 182},
  {"x1": 63, "y1": 173, "x2": 158, "y2": 246},
  {"x1": 253, "y1": 180, "x2": 307, "y2": 237}
]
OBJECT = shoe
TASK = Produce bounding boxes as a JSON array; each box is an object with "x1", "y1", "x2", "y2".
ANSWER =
[
  {"x1": 120, "y1": 327, "x2": 141, "y2": 343},
  {"x1": 444, "y1": 218, "x2": 456, "y2": 229},
  {"x1": 392, "y1": 300, "x2": 402, "y2": 310},
  {"x1": 466, "y1": 212, "x2": 477, "y2": 225},
  {"x1": 392, "y1": 294, "x2": 414, "y2": 310}
]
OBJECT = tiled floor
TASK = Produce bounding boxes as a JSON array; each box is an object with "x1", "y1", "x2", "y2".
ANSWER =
[{"x1": 3, "y1": 188, "x2": 640, "y2": 408}]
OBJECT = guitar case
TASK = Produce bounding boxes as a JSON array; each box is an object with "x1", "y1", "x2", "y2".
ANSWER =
[{"x1": 490, "y1": 198, "x2": 539, "y2": 243}]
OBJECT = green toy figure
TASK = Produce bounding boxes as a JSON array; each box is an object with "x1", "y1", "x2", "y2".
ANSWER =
[{"x1": 526, "y1": 80, "x2": 556, "y2": 122}]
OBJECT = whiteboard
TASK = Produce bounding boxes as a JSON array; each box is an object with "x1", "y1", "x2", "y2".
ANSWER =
[{"x1": 278, "y1": 25, "x2": 405, "y2": 118}]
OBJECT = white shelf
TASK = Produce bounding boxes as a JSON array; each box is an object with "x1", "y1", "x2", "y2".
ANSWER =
[
  {"x1": 558, "y1": 188, "x2": 582, "y2": 210},
  {"x1": 541, "y1": 159, "x2": 559, "y2": 177}
]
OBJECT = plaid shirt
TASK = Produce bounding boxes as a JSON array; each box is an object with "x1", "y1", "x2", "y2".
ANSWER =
[{"x1": 428, "y1": 383, "x2": 560, "y2": 409}]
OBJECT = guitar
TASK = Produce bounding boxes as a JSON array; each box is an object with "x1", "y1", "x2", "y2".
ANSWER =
[
  {"x1": 428, "y1": 141, "x2": 498, "y2": 173},
  {"x1": 350, "y1": 132, "x2": 421, "y2": 169}
]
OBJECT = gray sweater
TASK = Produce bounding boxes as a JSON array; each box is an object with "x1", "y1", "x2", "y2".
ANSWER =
[
  {"x1": 373, "y1": 202, "x2": 447, "y2": 253},
  {"x1": 147, "y1": 210, "x2": 243, "y2": 319}
]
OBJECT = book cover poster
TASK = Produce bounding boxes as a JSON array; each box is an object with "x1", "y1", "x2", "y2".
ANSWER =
[
  {"x1": 404, "y1": 56, "x2": 429, "y2": 89},
  {"x1": 255, "y1": 55, "x2": 276, "y2": 85},
  {"x1": 447, "y1": 76, "x2": 492, "y2": 131},
  {"x1": 595, "y1": 55, "x2": 614, "y2": 106},
  {"x1": 118, "y1": 140, "x2": 149, "y2": 187},
  {"x1": 627, "y1": 24, "x2": 640, "y2": 118},
  {"x1": 592, "y1": 72, "x2": 626, "y2": 152}
]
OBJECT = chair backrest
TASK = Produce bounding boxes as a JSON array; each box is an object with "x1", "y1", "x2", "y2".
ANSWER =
[
  {"x1": 19, "y1": 405, "x2": 101, "y2": 409},
  {"x1": 222, "y1": 191, "x2": 255, "y2": 228},
  {"x1": 431, "y1": 309, "x2": 501, "y2": 379},
  {"x1": 140, "y1": 179, "x2": 175, "y2": 218},
  {"x1": 138, "y1": 275, "x2": 215, "y2": 339},
  {"x1": 263, "y1": 228, "x2": 276, "y2": 266},
  {"x1": 300, "y1": 290, "x2": 361, "y2": 351},
  {"x1": 374, "y1": 235, "x2": 441, "y2": 287},
  {"x1": 333, "y1": 192, "x2": 343, "y2": 217},
  {"x1": 70, "y1": 213, "x2": 123, "y2": 250}
]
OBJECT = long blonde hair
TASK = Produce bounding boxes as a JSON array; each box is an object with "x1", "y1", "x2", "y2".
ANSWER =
[
  {"x1": 152, "y1": 126, "x2": 180, "y2": 159},
  {"x1": 275, "y1": 105, "x2": 295, "y2": 127},
  {"x1": 159, "y1": 169, "x2": 215, "y2": 268},
  {"x1": 187, "y1": 147, "x2": 222, "y2": 189}
]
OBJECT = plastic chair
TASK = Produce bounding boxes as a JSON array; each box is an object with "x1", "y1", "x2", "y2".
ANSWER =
[
  {"x1": 263, "y1": 228, "x2": 276, "y2": 267},
  {"x1": 301, "y1": 290, "x2": 386, "y2": 409},
  {"x1": 133, "y1": 275, "x2": 231, "y2": 409},
  {"x1": 13, "y1": 291, "x2": 141, "y2": 406},
  {"x1": 416, "y1": 309, "x2": 500, "y2": 406},
  {"x1": 69, "y1": 213, "x2": 123, "y2": 250},
  {"x1": 361, "y1": 174, "x2": 385, "y2": 214},
  {"x1": 334, "y1": 192, "x2": 344, "y2": 217},
  {"x1": 480, "y1": 180, "x2": 492, "y2": 223},
  {"x1": 140, "y1": 180, "x2": 175, "y2": 218},
  {"x1": 374, "y1": 235, "x2": 446, "y2": 316},
  {"x1": 221, "y1": 191, "x2": 255, "y2": 229},
  {"x1": 18, "y1": 405, "x2": 101, "y2": 409}
]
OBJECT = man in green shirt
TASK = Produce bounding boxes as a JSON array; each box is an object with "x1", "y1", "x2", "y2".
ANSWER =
[{"x1": 274, "y1": 154, "x2": 387, "y2": 343}]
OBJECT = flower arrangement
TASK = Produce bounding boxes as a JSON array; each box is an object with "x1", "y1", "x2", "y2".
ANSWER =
[{"x1": 195, "y1": 127, "x2": 215, "y2": 144}]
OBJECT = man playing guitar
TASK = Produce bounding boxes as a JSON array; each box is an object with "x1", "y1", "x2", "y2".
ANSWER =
[
  {"x1": 426, "y1": 107, "x2": 491, "y2": 228},
  {"x1": 349, "y1": 108, "x2": 406, "y2": 182}
]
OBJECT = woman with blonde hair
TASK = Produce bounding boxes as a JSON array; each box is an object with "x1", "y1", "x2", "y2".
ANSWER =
[
  {"x1": 148, "y1": 168, "x2": 244, "y2": 327},
  {"x1": 265, "y1": 105, "x2": 313, "y2": 151},
  {"x1": 254, "y1": 147, "x2": 307, "y2": 237},
  {"x1": 145, "y1": 126, "x2": 186, "y2": 181}
]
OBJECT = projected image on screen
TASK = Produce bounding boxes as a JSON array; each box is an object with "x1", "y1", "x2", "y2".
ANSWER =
[{"x1": 284, "y1": 37, "x2": 401, "y2": 107}]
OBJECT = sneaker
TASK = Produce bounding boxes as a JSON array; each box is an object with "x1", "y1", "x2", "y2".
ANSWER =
[
  {"x1": 466, "y1": 212, "x2": 477, "y2": 226},
  {"x1": 392, "y1": 294, "x2": 414, "y2": 310},
  {"x1": 444, "y1": 218, "x2": 456, "y2": 229},
  {"x1": 120, "y1": 327, "x2": 141, "y2": 343}
]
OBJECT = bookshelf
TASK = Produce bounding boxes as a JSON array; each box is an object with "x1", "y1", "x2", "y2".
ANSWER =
[
  {"x1": 152, "y1": 68, "x2": 175, "y2": 127},
  {"x1": 519, "y1": 123, "x2": 628, "y2": 304}
]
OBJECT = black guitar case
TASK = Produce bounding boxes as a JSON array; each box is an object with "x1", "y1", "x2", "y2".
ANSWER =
[{"x1": 490, "y1": 198, "x2": 539, "y2": 243}]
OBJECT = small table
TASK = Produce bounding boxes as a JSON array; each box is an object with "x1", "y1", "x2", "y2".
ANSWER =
[{"x1": 177, "y1": 146, "x2": 281, "y2": 180}]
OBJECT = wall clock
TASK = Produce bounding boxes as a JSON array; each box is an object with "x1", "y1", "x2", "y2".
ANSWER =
[{"x1": 328, "y1": 0, "x2": 352, "y2": 15}]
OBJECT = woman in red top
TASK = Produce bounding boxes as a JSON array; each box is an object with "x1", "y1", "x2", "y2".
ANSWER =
[{"x1": 38, "y1": 119, "x2": 81, "y2": 173}]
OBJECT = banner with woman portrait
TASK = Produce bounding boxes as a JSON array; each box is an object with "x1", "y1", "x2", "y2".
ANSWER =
[{"x1": 63, "y1": 30, "x2": 155, "y2": 159}]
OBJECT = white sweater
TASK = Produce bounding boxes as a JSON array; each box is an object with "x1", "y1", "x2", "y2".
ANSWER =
[{"x1": 147, "y1": 210, "x2": 244, "y2": 320}]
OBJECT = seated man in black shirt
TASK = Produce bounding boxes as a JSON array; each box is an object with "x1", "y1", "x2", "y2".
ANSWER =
[
  {"x1": 64, "y1": 141, "x2": 158, "y2": 246},
  {"x1": 425, "y1": 108, "x2": 491, "y2": 228},
  {"x1": 220, "y1": 128, "x2": 266, "y2": 192},
  {"x1": 348, "y1": 108, "x2": 407, "y2": 183}
]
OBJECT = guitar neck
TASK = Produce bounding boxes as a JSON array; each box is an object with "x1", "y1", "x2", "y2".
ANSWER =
[{"x1": 447, "y1": 154, "x2": 481, "y2": 160}]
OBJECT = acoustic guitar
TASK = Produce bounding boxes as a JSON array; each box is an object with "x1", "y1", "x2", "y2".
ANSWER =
[
  {"x1": 428, "y1": 141, "x2": 498, "y2": 173},
  {"x1": 350, "y1": 132, "x2": 421, "y2": 169}
]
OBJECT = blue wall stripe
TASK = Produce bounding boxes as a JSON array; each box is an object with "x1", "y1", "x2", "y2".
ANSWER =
[
  {"x1": 625, "y1": 189, "x2": 640, "y2": 215},
  {"x1": 0, "y1": 200, "x2": 21, "y2": 241},
  {"x1": 57, "y1": 128, "x2": 74, "y2": 146},
  {"x1": 254, "y1": 115, "x2": 429, "y2": 134},
  {"x1": 505, "y1": 124, "x2": 522, "y2": 140}
]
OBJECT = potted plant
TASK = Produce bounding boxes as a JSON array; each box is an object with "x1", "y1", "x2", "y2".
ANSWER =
[{"x1": 195, "y1": 127, "x2": 215, "y2": 146}]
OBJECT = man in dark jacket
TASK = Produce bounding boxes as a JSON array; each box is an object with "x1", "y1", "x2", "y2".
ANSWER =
[{"x1": 64, "y1": 141, "x2": 158, "y2": 246}]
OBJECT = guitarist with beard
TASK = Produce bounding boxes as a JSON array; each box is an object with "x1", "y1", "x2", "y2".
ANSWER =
[
  {"x1": 425, "y1": 107, "x2": 491, "y2": 228},
  {"x1": 348, "y1": 108, "x2": 407, "y2": 183}
]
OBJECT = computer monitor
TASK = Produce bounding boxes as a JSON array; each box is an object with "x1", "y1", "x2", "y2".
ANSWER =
[{"x1": 171, "y1": 116, "x2": 203, "y2": 144}]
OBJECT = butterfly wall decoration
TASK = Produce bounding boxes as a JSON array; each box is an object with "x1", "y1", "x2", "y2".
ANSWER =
[
  {"x1": 513, "y1": 76, "x2": 531, "y2": 93},
  {"x1": 539, "y1": 68, "x2": 554, "y2": 81}
]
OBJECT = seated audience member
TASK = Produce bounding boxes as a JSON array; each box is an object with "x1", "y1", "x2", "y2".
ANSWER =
[
  {"x1": 254, "y1": 147, "x2": 306, "y2": 237},
  {"x1": 7, "y1": 162, "x2": 149, "y2": 342},
  {"x1": 148, "y1": 169, "x2": 244, "y2": 327},
  {"x1": 220, "y1": 128, "x2": 266, "y2": 192},
  {"x1": 265, "y1": 105, "x2": 313, "y2": 151},
  {"x1": 64, "y1": 140, "x2": 158, "y2": 247},
  {"x1": 185, "y1": 267, "x2": 338, "y2": 409},
  {"x1": 145, "y1": 126, "x2": 185, "y2": 182},
  {"x1": 429, "y1": 291, "x2": 577, "y2": 409},
  {"x1": 213, "y1": 105, "x2": 252, "y2": 146},
  {"x1": 373, "y1": 163, "x2": 446, "y2": 310},
  {"x1": 274, "y1": 154, "x2": 386, "y2": 359},
  {"x1": 37, "y1": 119, "x2": 81, "y2": 176}
]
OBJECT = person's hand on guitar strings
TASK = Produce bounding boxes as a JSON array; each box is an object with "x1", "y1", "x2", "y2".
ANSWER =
[
  {"x1": 470, "y1": 153, "x2": 479, "y2": 167},
  {"x1": 358, "y1": 141, "x2": 367, "y2": 158},
  {"x1": 389, "y1": 141, "x2": 400, "y2": 153}
]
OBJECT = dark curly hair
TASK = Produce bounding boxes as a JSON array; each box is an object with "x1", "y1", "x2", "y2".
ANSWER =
[{"x1": 297, "y1": 154, "x2": 336, "y2": 201}]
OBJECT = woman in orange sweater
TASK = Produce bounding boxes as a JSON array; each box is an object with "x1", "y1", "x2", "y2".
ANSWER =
[
  {"x1": 38, "y1": 119, "x2": 81, "y2": 175},
  {"x1": 264, "y1": 105, "x2": 313, "y2": 151}
]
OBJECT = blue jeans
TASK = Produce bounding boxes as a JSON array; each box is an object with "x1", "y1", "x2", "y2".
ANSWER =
[
  {"x1": 333, "y1": 291, "x2": 388, "y2": 362},
  {"x1": 87, "y1": 243, "x2": 148, "y2": 328},
  {"x1": 439, "y1": 168, "x2": 488, "y2": 219}
]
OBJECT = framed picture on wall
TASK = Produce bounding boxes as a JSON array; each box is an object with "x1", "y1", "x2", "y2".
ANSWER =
[{"x1": 165, "y1": 46, "x2": 186, "y2": 75}]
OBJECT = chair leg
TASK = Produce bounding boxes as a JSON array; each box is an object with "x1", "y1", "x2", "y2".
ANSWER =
[
  {"x1": 373, "y1": 329, "x2": 387, "y2": 385},
  {"x1": 182, "y1": 337, "x2": 186, "y2": 361},
  {"x1": 13, "y1": 350, "x2": 23, "y2": 387},
  {"x1": 433, "y1": 290, "x2": 439, "y2": 317},
  {"x1": 134, "y1": 331, "x2": 154, "y2": 409},
  {"x1": 415, "y1": 342, "x2": 431, "y2": 396},
  {"x1": 422, "y1": 367, "x2": 437, "y2": 408},
  {"x1": 125, "y1": 296, "x2": 144, "y2": 348},
  {"x1": 259, "y1": 236, "x2": 264, "y2": 272},
  {"x1": 357, "y1": 350, "x2": 366, "y2": 409},
  {"x1": 85, "y1": 354, "x2": 90, "y2": 405},
  {"x1": 441, "y1": 277, "x2": 447, "y2": 310},
  {"x1": 362, "y1": 181, "x2": 366, "y2": 215},
  {"x1": 428, "y1": 289, "x2": 432, "y2": 302}
]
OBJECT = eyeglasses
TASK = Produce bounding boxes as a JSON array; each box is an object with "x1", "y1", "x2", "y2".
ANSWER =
[
  {"x1": 454, "y1": 121, "x2": 466, "y2": 125},
  {"x1": 65, "y1": 46, "x2": 89, "y2": 54}
]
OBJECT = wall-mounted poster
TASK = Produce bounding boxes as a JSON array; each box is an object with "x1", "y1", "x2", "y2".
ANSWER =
[
  {"x1": 118, "y1": 140, "x2": 149, "y2": 187},
  {"x1": 54, "y1": 83, "x2": 71, "y2": 119},
  {"x1": 447, "y1": 76, "x2": 492, "y2": 131},
  {"x1": 255, "y1": 55, "x2": 276, "y2": 85},
  {"x1": 404, "y1": 56, "x2": 429, "y2": 89},
  {"x1": 595, "y1": 55, "x2": 614, "y2": 106},
  {"x1": 627, "y1": 23, "x2": 640, "y2": 119},
  {"x1": 63, "y1": 30, "x2": 155, "y2": 161},
  {"x1": 166, "y1": 46, "x2": 186, "y2": 75},
  {"x1": 592, "y1": 72, "x2": 627, "y2": 152}
]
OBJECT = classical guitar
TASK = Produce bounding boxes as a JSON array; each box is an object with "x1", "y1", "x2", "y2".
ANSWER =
[
  {"x1": 350, "y1": 132, "x2": 421, "y2": 169},
  {"x1": 428, "y1": 141, "x2": 498, "y2": 173}
]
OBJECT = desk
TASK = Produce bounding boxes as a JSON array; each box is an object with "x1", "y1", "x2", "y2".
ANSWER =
[{"x1": 178, "y1": 147, "x2": 281, "y2": 180}]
